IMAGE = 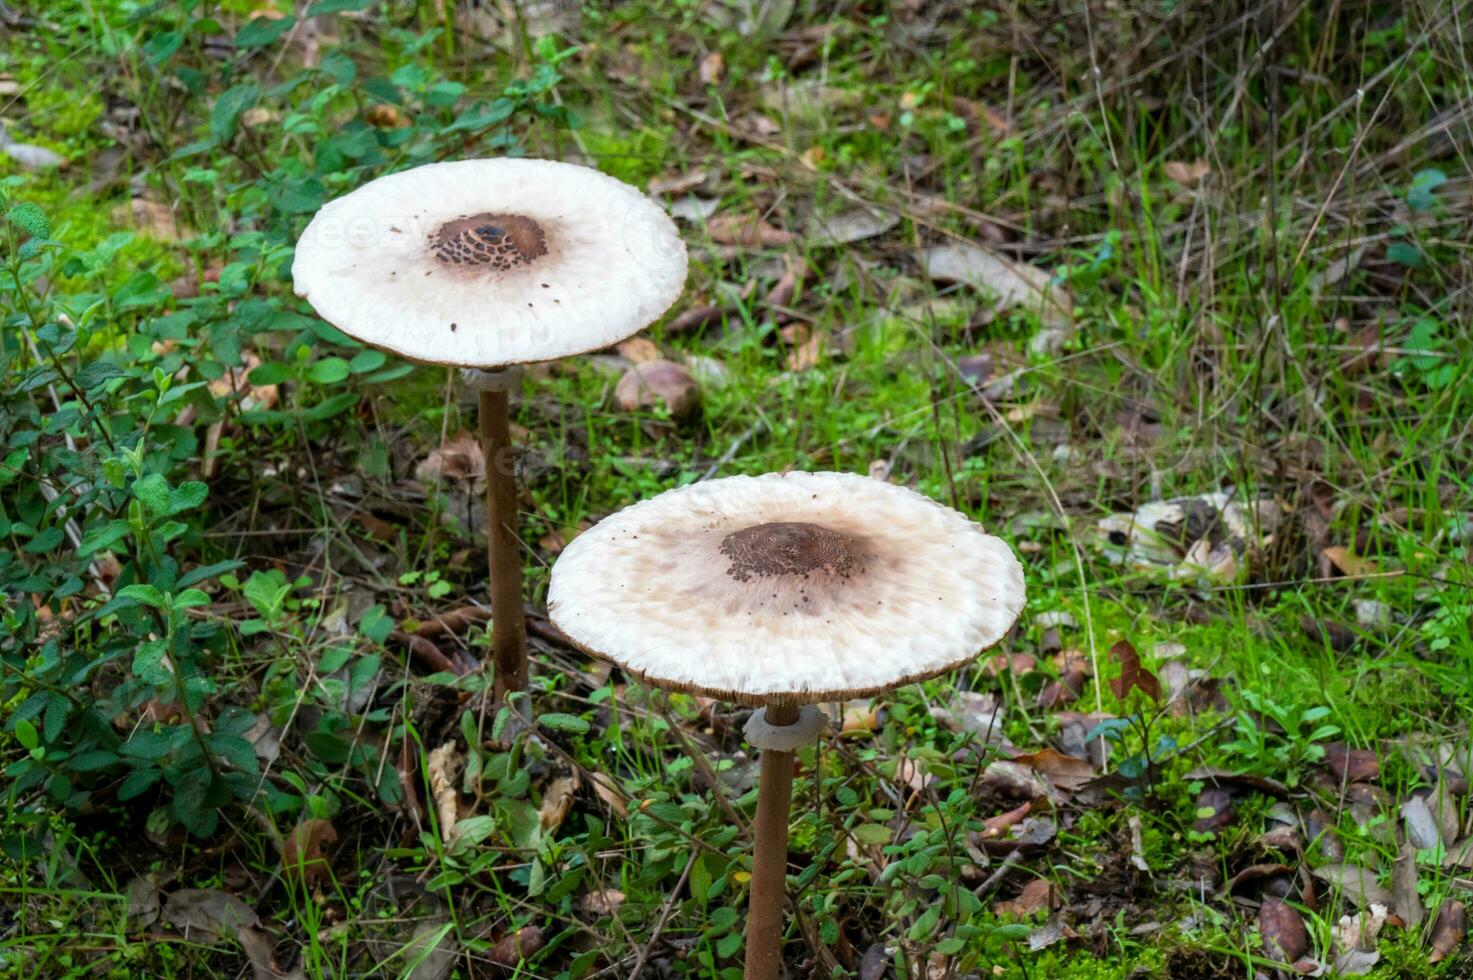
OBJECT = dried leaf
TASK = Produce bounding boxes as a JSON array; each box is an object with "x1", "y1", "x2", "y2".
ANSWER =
[
  {"x1": 785, "y1": 328, "x2": 828, "y2": 371},
  {"x1": 1259, "y1": 898, "x2": 1309, "y2": 963},
  {"x1": 1107, "y1": 640, "x2": 1160, "y2": 701},
  {"x1": 980, "y1": 760, "x2": 1049, "y2": 799},
  {"x1": 1013, "y1": 748, "x2": 1095, "y2": 794},
  {"x1": 1430, "y1": 900, "x2": 1467, "y2": 963},
  {"x1": 426, "y1": 742, "x2": 462, "y2": 845},
  {"x1": 806, "y1": 207, "x2": 899, "y2": 246},
  {"x1": 3, "y1": 142, "x2": 67, "y2": 170},
  {"x1": 1334, "y1": 903, "x2": 1387, "y2": 952},
  {"x1": 238, "y1": 925, "x2": 306, "y2": 980},
  {"x1": 616, "y1": 336, "x2": 661, "y2": 363},
  {"x1": 489, "y1": 925, "x2": 545, "y2": 967},
  {"x1": 1320, "y1": 545, "x2": 1376, "y2": 578},
  {"x1": 920, "y1": 243, "x2": 1073, "y2": 343},
  {"x1": 992, "y1": 877, "x2": 1058, "y2": 917},
  {"x1": 1402, "y1": 795, "x2": 1443, "y2": 849},
  {"x1": 538, "y1": 775, "x2": 578, "y2": 834},
  {"x1": 1393, "y1": 840, "x2": 1423, "y2": 928},
  {"x1": 981, "y1": 801, "x2": 1032, "y2": 838},
  {"x1": 580, "y1": 888, "x2": 625, "y2": 916},
  {"x1": 125, "y1": 875, "x2": 161, "y2": 930},
  {"x1": 698, "y1": 50, "x2": 725, "y2": 85},
  {"x1": 364, "y1": 104, "x2": 408, "y2": 128},
  {"x1": 415, "y1": 431, "x2": 484, "y2": 484},
  {"x1": 162, "y1": 888, "x2": 260, "y2": 941},
  {"x1": 112, "y1": 198, "x2": 189, "y2": 241},
  {"x1": 1311, "y1": 864, "x2": 1393, "y2": 909},
  {"x1": 614, "y1": 359, "x2": 701, "y2": 420},
  {"x1": 1163, "y1": 159, "x2": 1211, "y2": 188},
  {"x1": 281, "y1": 818, "x2": 338, "y2": 887},
  {"x1": 1193, "y1": 787, "x2": 1235, "y2": 833},
  {"x1": 648, "y1": 169, "x2": 710, "y2": 196},
  {"x1": 708, "y1": 212, "x2": 792, "y2": 247},
  {"x1": 1324, "y1": 742, "x2": 1380, "y2": 783}
]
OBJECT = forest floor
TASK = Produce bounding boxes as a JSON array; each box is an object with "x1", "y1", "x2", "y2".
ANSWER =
[{"x1": 2, "y1": 1, "x2": 1472, "y2": 977}]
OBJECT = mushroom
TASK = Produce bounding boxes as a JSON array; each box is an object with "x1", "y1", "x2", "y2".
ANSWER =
[
  {"x1": 293, "y1": 158, "x2": 687, "y2": 699},
  {"x1": 547, "y1": 471, "x2": 1026, "y2": 979}
]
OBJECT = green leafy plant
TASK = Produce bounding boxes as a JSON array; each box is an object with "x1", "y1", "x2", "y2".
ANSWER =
[{"x1": 1221, "y1": 690, "x2": 1341, "y2": 788}]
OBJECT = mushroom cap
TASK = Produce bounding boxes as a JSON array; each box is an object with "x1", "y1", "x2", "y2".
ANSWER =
[
  {"x1": 548, "y1": 471, "x2": 1026, "y2": 705},
  {"x1": 291, "y1": 158, "x2": 687, "y2": 368}
]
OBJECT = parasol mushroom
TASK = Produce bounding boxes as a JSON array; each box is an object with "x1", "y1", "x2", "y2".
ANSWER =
[
  {"x1": 547, "y1": 470, "x2": 1026, "y2": 979},
  {"x1": 293, "y1": 158, "x2": 686, "y2": 699}
]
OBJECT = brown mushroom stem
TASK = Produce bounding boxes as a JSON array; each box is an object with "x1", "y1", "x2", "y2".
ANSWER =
[
  {"x1": 478, "y1": 387, "x2": 528, "y2": 700},
  {"x1": 745, "y1": 702, "x2": 799, "y2": 980}
]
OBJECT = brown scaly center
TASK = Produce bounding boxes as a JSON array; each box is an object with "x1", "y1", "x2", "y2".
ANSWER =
[
  {"x1": 720, "y1": 521, "x2": 861, "y2": 583},
  {"x1": 431, "y1": 213, "x2": 547, "y2": 272}
]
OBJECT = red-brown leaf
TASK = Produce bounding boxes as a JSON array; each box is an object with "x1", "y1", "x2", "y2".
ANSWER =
[
  {"x1": 1430, "y1": 901, "x2": 1467, "y2": 964},
  {"x1": 1108, "y1": 640, "x2": 1159, "y2": 701},
  {"x1": 1259, "y1": 898, "x2": 1309, "y2": 964}
]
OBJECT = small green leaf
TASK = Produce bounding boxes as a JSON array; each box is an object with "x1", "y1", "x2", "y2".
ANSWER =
[
  {"x1": 68, "y1": 750, "x2": 120, "y2": 772},
  {"x1": 132, "y1": 473, "x2": 171, "y2": 514},
  {"x1": 211, "y1": 82, "x2": 261, "y2": 144},
  {"x1": 537, "y1": 712, "x2": 590, "y2": 735},
  {"x1": 118, "y1": 767, "x2": 164, "y2": 800},
  {"x1": 234, "y1": 13, "x2": 296, "y2": 48},
  {"x1": 79, "y1": 519, "x2": 132, "y2": 557},
  {"x1": 119, "y1": 584, "x2": 167, "y2": 609},
  {"x1": 307, "y1": 357, "x2": 351, "y2": 384},
  {"x1": 7, "y1": 202, "x2": 50, "y2": 240},
  {"x1": 166, "y1": 481, "x2": 208, "y2": 516},
  {"x1": 852, "y1": 823, "x2": 892, "y2": 846},
  {"x1": 14, "y1": 719, "x2": 39, "y2": 752}
]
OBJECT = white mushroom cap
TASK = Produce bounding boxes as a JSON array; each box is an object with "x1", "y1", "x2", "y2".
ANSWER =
[
  {"x1": 548, "y1": 471, "x2": 1026, "y2": 705},
  {"x1": 291, "y1": 158, "x2": 687, "y2": 368}
]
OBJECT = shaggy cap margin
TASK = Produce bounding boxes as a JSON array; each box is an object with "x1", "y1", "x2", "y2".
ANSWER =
[{"x1": 547, "y1": 471, "x2": 1027, "y2": 706}]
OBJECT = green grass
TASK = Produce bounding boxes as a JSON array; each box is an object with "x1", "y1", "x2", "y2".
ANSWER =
[{"x1": 2, "y1": 0, "x2": 1472, "y2": 977}]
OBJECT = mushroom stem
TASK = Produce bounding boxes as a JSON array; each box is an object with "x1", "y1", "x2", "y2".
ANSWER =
[
  {"x1": 745, "y1": 702, "x2": 799, "y2": 980},
  {"x1": 478, "y1": 387, "x2": 528, "y2": 700}
]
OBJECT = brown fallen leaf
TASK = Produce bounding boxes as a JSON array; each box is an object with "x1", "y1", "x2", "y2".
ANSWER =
[
  {"x1": 1108, "y1": 639, "x2": 1159, "y2": 701},
  {"x1": 1302, "y1": 615, "x2": 1358, "y2": 651},
  {"x1": 426, "y1": 742, "x2": 462, "y2": 844},
  {"x1": 708, "y1": 212, "x2": 793, "y2": 247},
  {"x1": 981, "y1": 801, "x2": 1032, "y2": 838},
  {"x1": 1163, "y1": 159, "x2": 1211, "y2": 188},
  {"x1": 364, "y1": 103, "x2": 408, "y2": 129},
  {"x1": 1429, "y1": 900, "x2": 1467, "y2": 963},
  {"x1": 1393, "y1": 841, "x2": 1423, "y2": 929},
  {"x1": 416, "y1": 431, "x2": 485, "y2": 483},
  {"x1": 785, "y1": 328, "x2": 829, "y2": 371},
  {"x1": 1194, "y1": 787, "x2": 1235, "y2": 833},
  {"x1": 616, "y1": 336, "x2": 661, "y2": 363},
  {"x1": 920, "y1": 243, "x2": 1073, "y2": 352},
  {"x1": 1260, "y1": 898, "x2": 1309, "y2": 964},
  {"x1": 1324, "y1": 742, "x2": 1380, "y2": 783},
  {"x1": 1013, "y1": 748, "x2": 1095, "y2": 794},
  {"x1": 980, "y1": 761, "x2": 1049, "y2": 800},
  {"x1": 992, "y1": 877, "x2": 1058, "y2": 917},
  {"x1": 1320, "y1": 545, "x2": 1375, "y2": 578},
  {"x1": 489, "y1": 924, "x2": 545, "y2": 967},
  {"x1": 841, "y1": 701, "x2": 880, "y2": 735},
  {"x1": 538, "y1": 775, "x2": 578, "y2": 834},
  {"x1": 112, "y1": 198, "x2": 190, "y2": 241},
  {"x1": 281, "y1": 818, "x2": 338, "y2": 888},
  {"x1": 1311, "y1": 863, "x2": 1393, "y2": 909},
  {"x1": 580, "y1": 888, "x2": 625, "y2": 916},
  {"x1": 162, "y1": 888, "x2": 260, "y2": 941},
  {"x1": 648, "y1": 169, "x2": 710, "y2": 196},
  {"x1": 698, "y1": 50, "x2": 725, "y2": 85},
  {"x1": 614, "y1": 359, "x2": 701, "y2": 420}
]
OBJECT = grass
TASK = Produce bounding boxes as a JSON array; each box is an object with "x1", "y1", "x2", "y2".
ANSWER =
[{"x1": 2, "y1": 0, "x2": 1472, "y2": 977}]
